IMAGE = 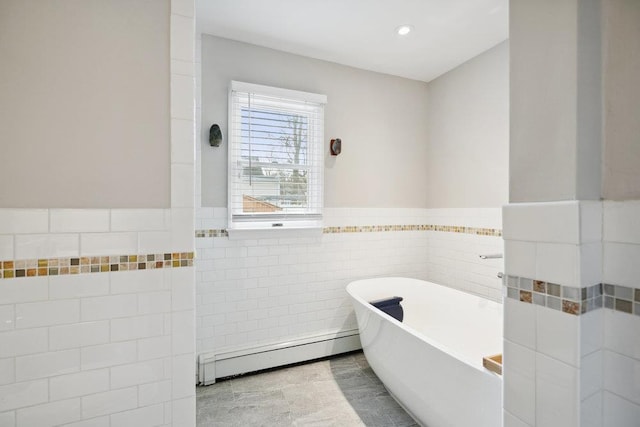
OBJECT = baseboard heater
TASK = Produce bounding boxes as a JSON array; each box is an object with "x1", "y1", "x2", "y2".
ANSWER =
[{"x1": 198, "y1": 329, "x2": 361, "y2": 385}]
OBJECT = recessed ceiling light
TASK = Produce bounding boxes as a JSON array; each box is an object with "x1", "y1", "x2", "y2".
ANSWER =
[{"x1": 396, "y1": 25, "x2": 413, "y2": 36}]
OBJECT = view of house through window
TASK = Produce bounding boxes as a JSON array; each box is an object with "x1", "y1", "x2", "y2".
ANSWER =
[
  {"x1": 240, "y1": 108, "x2": 309, "y2": 212},
  {"x1": 228, "y1": 81, "x2": 326, "y2": 229}
]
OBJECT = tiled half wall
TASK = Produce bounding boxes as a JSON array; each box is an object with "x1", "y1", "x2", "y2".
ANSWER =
[
  {"x1": 194, "y1": 207, "x2": 504, "y2": 356},
  {"x1": 503, "y1": 200, "x2": 640, "y2": 427},
  {"x1": 0, "y1": 206, "x2": 197, "y2": 427}
]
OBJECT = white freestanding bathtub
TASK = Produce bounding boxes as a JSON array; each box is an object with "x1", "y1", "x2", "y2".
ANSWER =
[{"x1": 346, "y1": 277, "x2": 502, "y2": 427}]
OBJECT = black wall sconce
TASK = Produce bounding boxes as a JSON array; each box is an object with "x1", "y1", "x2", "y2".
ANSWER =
[
  {"x1": 330, "y1": 138, "x2": 341, "y2": 156},
  {"x1": 209, "y1": 124, "x2": 223, "y2": 147}
]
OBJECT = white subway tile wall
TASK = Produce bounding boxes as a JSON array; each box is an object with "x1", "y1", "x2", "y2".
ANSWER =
[
  {"x1": 581, "y1": 392, "x2": 603, "y2": 427},
  {"x1": 504, "y1": 297, "x2": 536, "y2": 350},
  {"x1": 170, "y1": 208, "x2": 196, "y2": 253},
  {"x1": 138, "y1": 231, "x2": 174, "y2": 254},
  {"x1": 603, "y1": 200, "x2": 640, "y2": 244},
  {"x1": 503, "y1": 201, "x2": 604, "y2": 288},
  {"x1": 195, "y1": 207, "x2": 504, "y2": 356},
  {"x1": 16, "y1": 397, "x2": 82, "y2": 427},
  {"x1": 50, "y1": 370, "x2": 110, "y2": 401},
  {"x1": 503, "y1": 201, "x2": 582, "y2": 244},
  {"x1": 603, "y1": 242, "x2": 640, "y2": 288},
  {"x1": 49, "y1": 274, "x2": 110, "y2": 299},
  {"x1": 0, "y1": 1, "x2": 196, "y2": 426},
  {"x1": 580, "y1": 242, "x2": 603, "y2": 287},
  {"x1": 503, "y1": 201, "x2": 600, "y2": 427},
  {"x1": 534, "y1": 242, "x2": 579, "y2": 286},
  {"x1": 79, "y1": 233, "x2": 139, "y2": 257},
  {"x1": 15, "y1": 349, "x2": 80, "y2": 382},
  {"x1": 50, "y1": 209, "x2": 111, "y2": 233},
  {"x1": 503, "y1": 340, "x2": 536, "y2": 425},
  {"x1": 535, "y1": 305, "x2": 581, "y2": 366},
  {"x1": 170, "y1": 164, "x2": 195, "y2": 208},
  {"x1": 504, "y1": 410, "x2": 531, "y2": 427},
  {"x1": 0, "y1": 209, "x2": 49, "y2": 235},
  {"x1": 0, "y1": 196, "x2": 196, "y2": 417},
  {"x1": 168, "y1": 5, "x2": 197, "y2": 421},
  {"x1": 504, "y1": 200, "x2": 640, "y2": 426},
  {"x1": 603, "y1": 310, "x2": 640, "y2": 422},
  {"x1": 15, "y1": 233, "x2": 80, "y2": 260},
  {"x1": 171, "y1": 119, "x2": 196, "y2": 164},
  {"x1": 602, "y1": 201, "x2": 640, "y2": 423},
  {"x1": 65, "y1": 417, "x2": 110, "y2": 427},
  {"x1": 170, "y1": 74, "x2": 195, "y2": 122},
  {"x1": 580, "y1": 309, "x2": 604, "y2": 358},
  {"x1": 0, "y1": 380, "x2": 48, "y2": 413},
  {"x1": 110, "y1": 209, "x2": 169, "y2": 233},
  {"x1": 604, "y1": 390, "x2": 640, "y2": 427},
  {"x1": 535, "y1": 353, "x2": 580, "y2": 427},
  {"x1": 0, "y1": 235, "x2": 13, "y2": 261}
]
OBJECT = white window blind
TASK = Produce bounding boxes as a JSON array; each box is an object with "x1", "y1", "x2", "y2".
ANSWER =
[{"x1": 228, "y1": 81, "x2": 326, "y2": 230}]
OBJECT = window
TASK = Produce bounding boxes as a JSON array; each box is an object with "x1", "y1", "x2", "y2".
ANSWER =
[{"x1": 227, "y1": 81, "x2": 326, "y2": 232}]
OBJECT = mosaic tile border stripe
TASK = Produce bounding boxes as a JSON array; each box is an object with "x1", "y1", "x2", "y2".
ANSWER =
[
  {"x1": 603, "y1": 284, "x2": 640, "y2": 315},
  {"x1": 506, "y1": 275, "x2": 640, "y2": 317},
  {"x1": 196, "y1": 229, "x2": 229, "y2": 238},
  {"x1": 0, "y1": 252, "x2": 195, "y2": 280},
  {"x1": 195, "y1": 225, "x2": 502, "y2": 238}
]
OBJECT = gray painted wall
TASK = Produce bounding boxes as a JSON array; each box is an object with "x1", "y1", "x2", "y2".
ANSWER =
[
  {"x1": 576, "y1": 0, "x2": 603, "y2": 200},
  {"x1": 201, "y1": 35, "x2": 510, "y2": 209},
  {"x1": 509, "y1": 0, "x2": 580, "y2": 202},
  {"x1": 602, "y1": 0, "x2": 640, "y2": 200},
  {"x1": 509, "y1": 0, "x2": 604, "y2": 203},
  {"x1": 510, "y1": 0, "x2": 639, "y2": 203},
  {"x1": 200, "y1": 35, "x2": 430, "y2": 208},
  {"x1": 426, "y1": 41, "x2": 509, "y2": 208},
  {"x1": 0, "y1": 0, "x2": 171, "y2": 208}
]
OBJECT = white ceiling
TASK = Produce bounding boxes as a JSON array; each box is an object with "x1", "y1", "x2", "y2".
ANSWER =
[{"x1": 196, "y1": 0, "x2": 509, "y2": 82}]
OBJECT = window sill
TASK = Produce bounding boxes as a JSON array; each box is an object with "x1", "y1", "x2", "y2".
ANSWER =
[{"x1": 226, "y1": 223, "x2": 323, "y2": 240}]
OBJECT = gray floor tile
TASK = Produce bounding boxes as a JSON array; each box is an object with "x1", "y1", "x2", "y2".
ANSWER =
[{"x1": 196, "y1": 351, "x2": 416, "y2": 427}]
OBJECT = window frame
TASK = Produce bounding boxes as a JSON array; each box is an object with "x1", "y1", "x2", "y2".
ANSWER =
[{"x1": 227, "y1": 81, "x2": 326, "y2": 236}]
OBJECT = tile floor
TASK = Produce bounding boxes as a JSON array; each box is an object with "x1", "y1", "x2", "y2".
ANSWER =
[{"x1": 196, "y1": 351, "x2": 418, "y2": 426}]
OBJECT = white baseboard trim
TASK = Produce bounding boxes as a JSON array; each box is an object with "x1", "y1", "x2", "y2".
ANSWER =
[{"x1": 198, "y1": 329, "x2": 362, "y2": 385}]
